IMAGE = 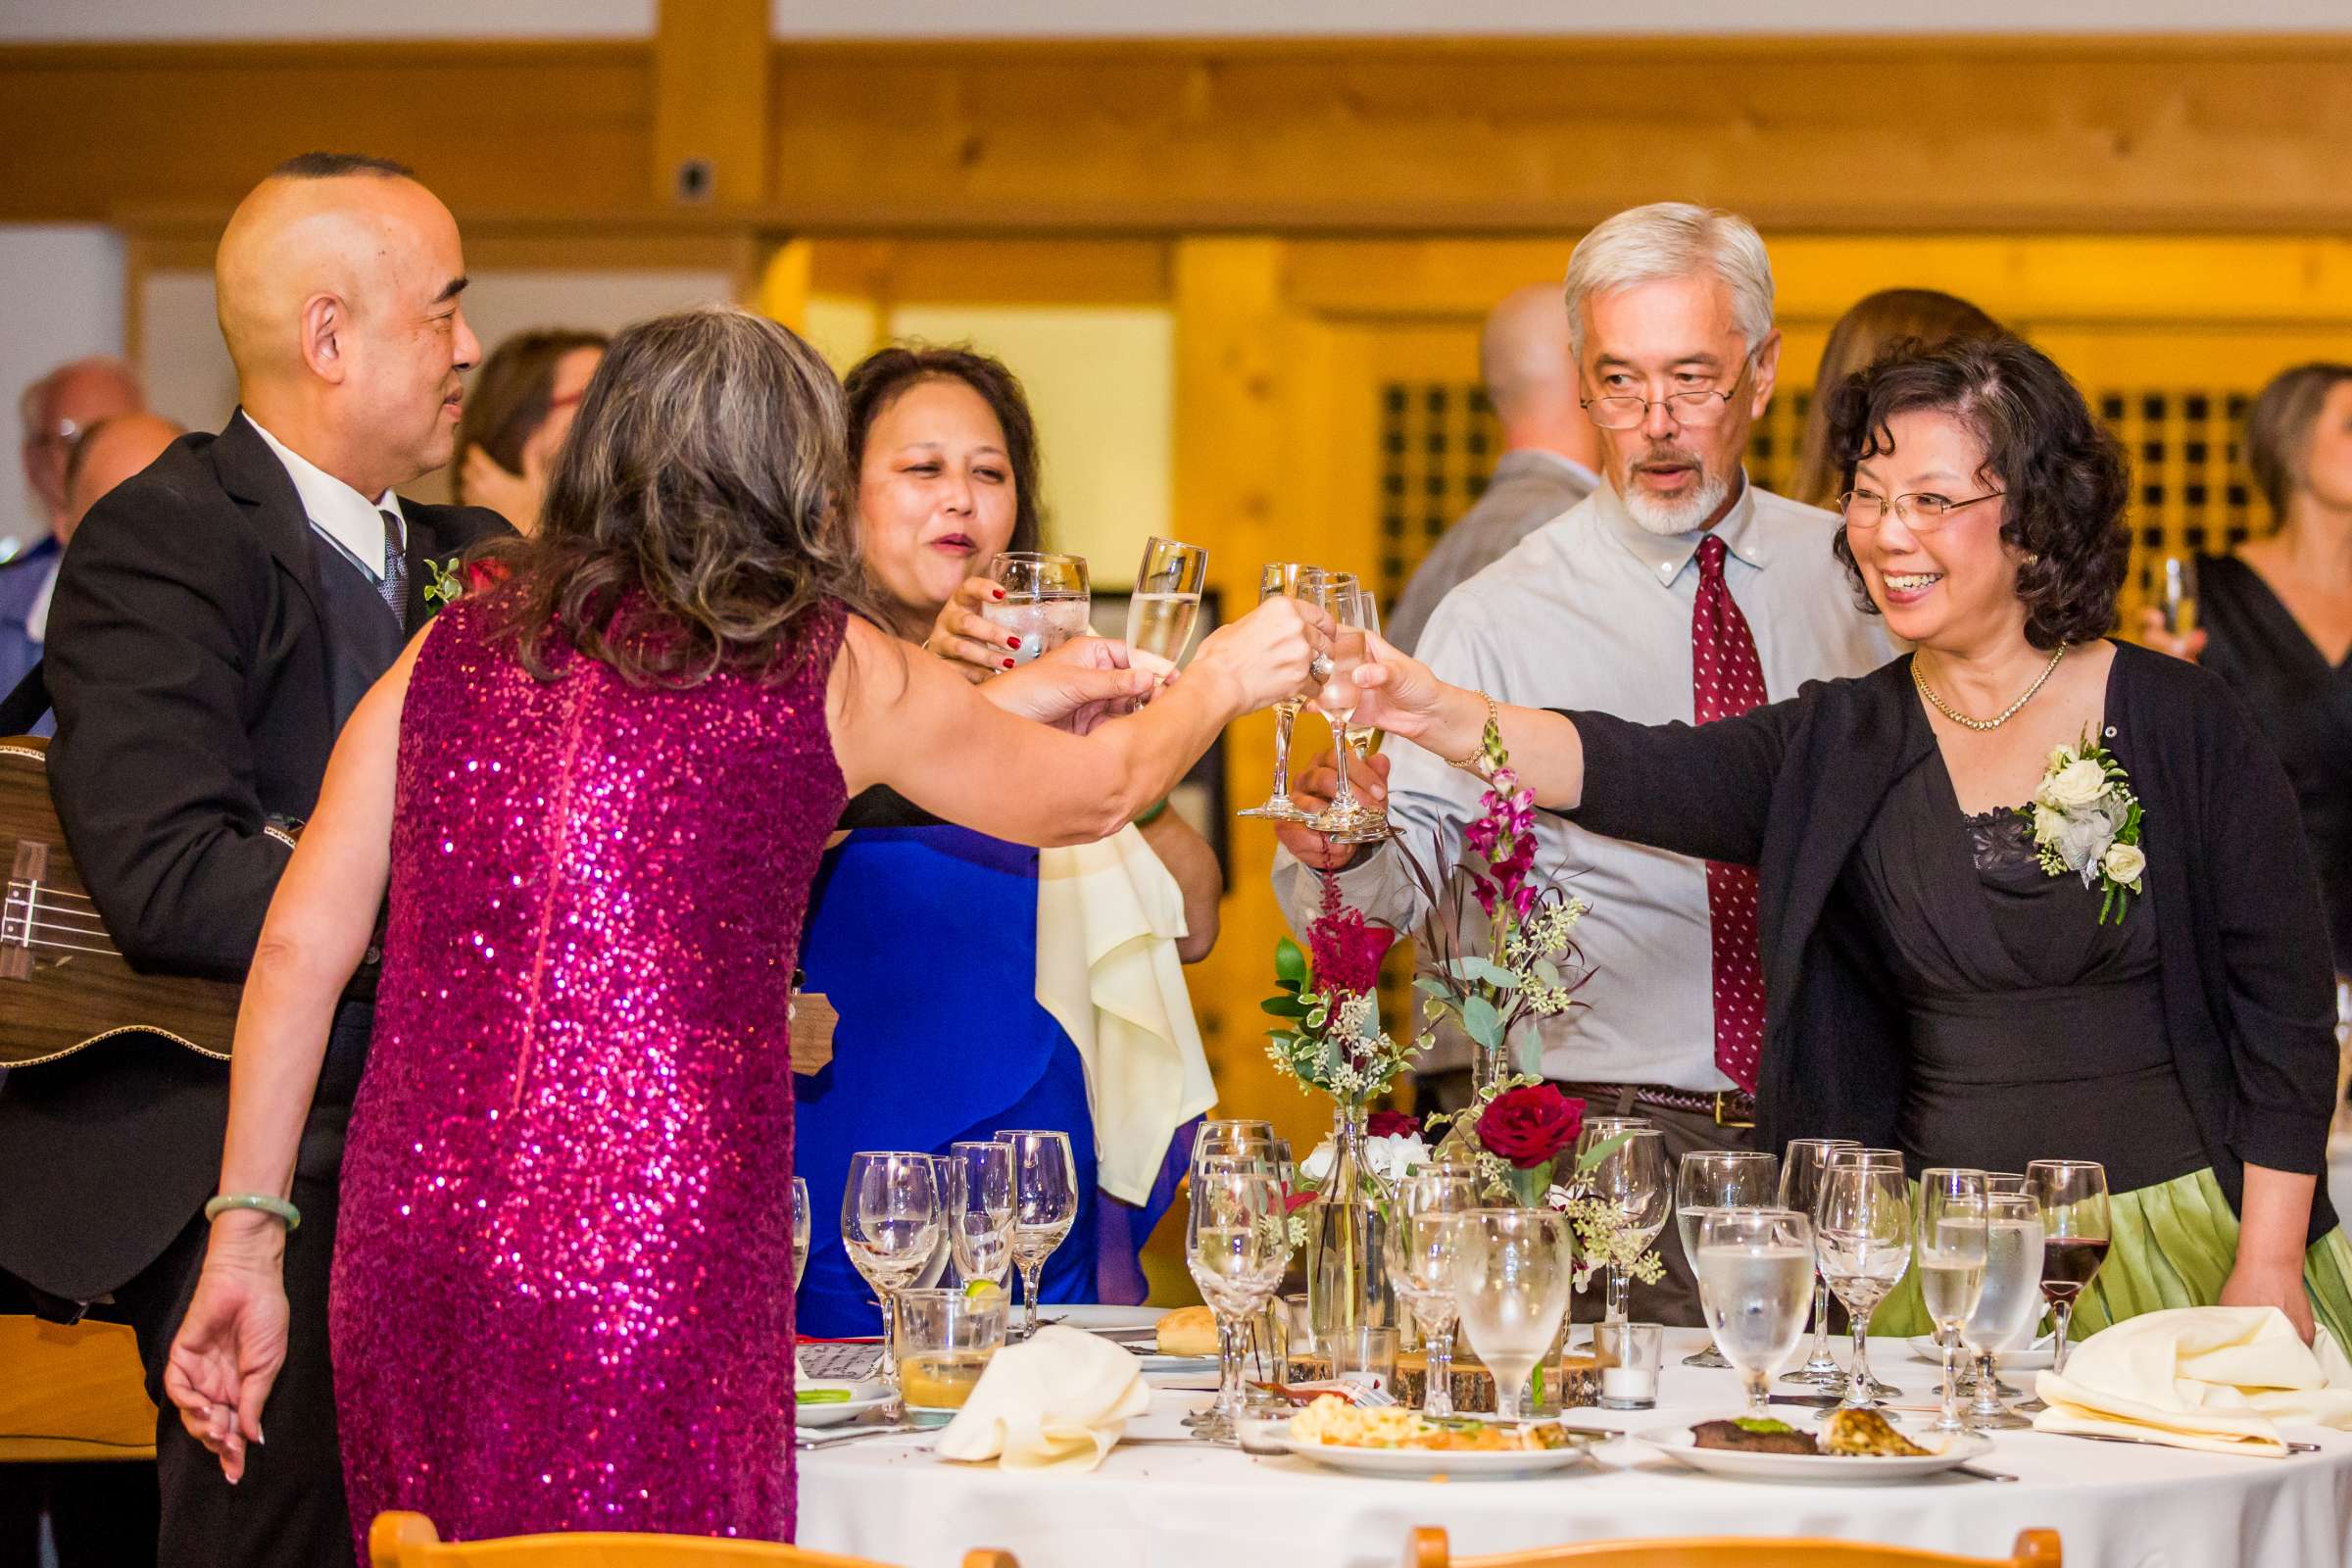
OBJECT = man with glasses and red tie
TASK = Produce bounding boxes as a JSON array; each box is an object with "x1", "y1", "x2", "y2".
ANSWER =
[{"x1": 1275, "y1": 202, "x2": 1891, "y2": 1325}]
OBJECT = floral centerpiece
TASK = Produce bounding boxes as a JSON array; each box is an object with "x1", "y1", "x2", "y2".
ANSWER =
[{"x1": 1432, "y1": 1080, "x2": 1664, "y2": 1298}]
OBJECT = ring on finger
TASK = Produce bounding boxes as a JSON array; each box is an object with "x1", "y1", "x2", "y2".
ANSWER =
[{"x1": 1308, "y1": 653, "x2": 1334, "y2": 684}]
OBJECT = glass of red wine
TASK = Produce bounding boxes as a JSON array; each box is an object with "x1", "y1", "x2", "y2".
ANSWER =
[{"x1": 2027, "y1": 1159, "x2": 2111, "y2": 1378}]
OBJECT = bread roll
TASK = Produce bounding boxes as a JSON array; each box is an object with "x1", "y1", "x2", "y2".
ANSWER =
[{"x1": 1154, "y1": 1304, "x2": 1217, "y2": 1357}]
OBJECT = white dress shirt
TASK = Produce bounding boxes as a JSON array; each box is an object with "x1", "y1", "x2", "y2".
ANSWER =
[
  {"x1": 245, "y1": 414, "x2": 406, "y2": 584},
  {"x1": 1272, "y1": 474, "x2": 1895, "y2": 1091}
]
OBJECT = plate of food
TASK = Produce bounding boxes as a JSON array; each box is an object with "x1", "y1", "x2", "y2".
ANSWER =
[
  {"x1": 1637, "y1": 1409, "x2": 1992, "y2": 1483},
  {"x1": 1279, "y1": 1395, "x2": 1603, "y2": 1478},
  {"x1": 1056, "y1": 1303, "x2": 1168, "y2": 1339},
  {"x1": 1907, "y1": 1334, "x2": 2055, "y2": 1372},
  {"x1": 794, "y1": 1385, "x2": 895, "y2": 1429}
]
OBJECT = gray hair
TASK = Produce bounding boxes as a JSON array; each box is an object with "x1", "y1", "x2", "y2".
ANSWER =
[{"x1": 1563, "y1": 203, "x2": 1776, "y2": 364}]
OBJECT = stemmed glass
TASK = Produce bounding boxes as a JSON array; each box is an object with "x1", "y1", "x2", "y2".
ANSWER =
[
  {"x1": 1960, "y1": 1190, "x2": 2045, "y2": 1429},
  {"x1": 1675, "y1": 1150, "x2": 1781, "y2": 1367},
  {"x1": 1917, "y1": 1168, "x2": 1988, "y2": 1435},
  {"x1": 792, "y1": 1175, "x2": 811, "y2": 1291},
  {"x1": 2028, "y1": 1159, "x2": 2111, "y2": 1379},
  {"x1": 944, "y1": 1141, "x2": 1015, "y2": 1290},
  {"x1": 1385, "y1": 1170, "x2": 1479, "y2": 1417},
  {"x1": 1236, "y1": 563, "x2": 1327, "y2": 820},
  {"x1": 1304, "y1": 572, "x2": 1387, "y2": 842},
  {"x1": 1778, "y1": 1138, "x2": 1859, "y2": 1384},
  {"x1": 997, "y1": 1128, "x2": 1080, "y2": 1338},
  {"x1": 1341, "y1": 588, "x2": 1390, "y2": 773},
  {"x1": 841, "y1": 1152, "x2": 943, "y2": 1385},
  {"x1": 1451, "y1": 1208, "x2": 1574, "y2": 1425},
  {"x1": 1588, "y1": 1128, "x2": 1670, "y2": 1322},
  {"x1": 1696, "y1": 1207, "x2": 1816, "y2": 1421},
  {"x1": 1814, "y1": 1156, "x2": 1912, "y2": 1409},
  {"x1": 1187, "y1": 1155, "x2": 1291, "y2": 1444},
  {"x1": 985, "y1": 552, "x2": 1091, "y2": 664},
  {"x1": 1564, "y1": 1116, "x2": 1650, "y2": 1200},
  {"x1": 1126, "y1": 536, "x2": 1208, "y2": 672}
]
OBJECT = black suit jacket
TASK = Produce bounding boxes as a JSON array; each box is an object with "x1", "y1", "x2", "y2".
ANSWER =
[
  {"x1": 1564, "y1": 641, "x2": 2341, "y2": 1245},
  {"x1": 0, "y1": 411, "x2": 509, "y2": 1301}
]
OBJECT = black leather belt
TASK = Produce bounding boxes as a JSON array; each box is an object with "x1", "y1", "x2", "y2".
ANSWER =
[{"x1": 1558, "y1": 1081, "x2": 1756, "y2": 1129}]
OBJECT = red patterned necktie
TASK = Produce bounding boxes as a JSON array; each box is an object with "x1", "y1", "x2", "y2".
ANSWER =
[{"x1": 1691, "y1": 533, "x2": 1768, "y2": 1095}]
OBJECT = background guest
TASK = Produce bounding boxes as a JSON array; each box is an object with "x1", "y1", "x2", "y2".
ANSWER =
[
  {"x1": 1386, "y1": 283, "x2": 1601, "y2": 655},
  {"x1": 451, "y1": 328, "x2": 606, "y2": 534},
  {"x1": 1788, "y1": 287, "x2": 2003, "y2": 507},
  {"x1": 4, "y1": 359, "x2": 148, "y2": 704},
  {"x1": 796, "y1": 344, "x2": 1220, "y2": 1332}
]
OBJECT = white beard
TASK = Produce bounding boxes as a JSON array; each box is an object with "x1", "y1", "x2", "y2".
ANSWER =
[{"x1": 1622, "y1": 467, "x2": 1732, "y2": 536}]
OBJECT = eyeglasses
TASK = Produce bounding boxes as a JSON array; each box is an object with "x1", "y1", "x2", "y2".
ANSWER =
[
  {"x1": 1837, "y1": 488, "x2": 2005, "y2": 531},
  {"x1": 1579, "y1": 352, "x2": 1754, "y2": 431}
]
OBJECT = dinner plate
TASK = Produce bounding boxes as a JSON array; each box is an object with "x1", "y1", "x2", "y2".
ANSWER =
[
  {"x1": 1054, "y1": 1304, "x2": 1168, "y2": 1335},
  {"x1": 1907, "y1": 1335, "x2": 2055, "y2": 1372},
  {"x1": 794, "y1": 1391, "x2": 896, "y2": 1430},
  {"x1": 1636, "y1": 1425, "x2": 1993, "y2": 1483},
  {"x1": 1280, "y1": 1429, "x2": 1602, "y2": 1478}
]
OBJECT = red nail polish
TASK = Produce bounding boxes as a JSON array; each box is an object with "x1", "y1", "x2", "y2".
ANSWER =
[
  {"x1": 1007, "y1": 636, "x2": 1023, "y2": 650},
  {"x1": 992, "y1": 588, "x2": 1006, "y2": 600},
  {"x1": 1003, "y1": 659, "x2": 1017, "y2": 669}
]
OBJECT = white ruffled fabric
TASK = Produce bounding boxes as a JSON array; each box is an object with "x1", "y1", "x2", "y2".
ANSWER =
[
  {"x1": 2033, "y1": 1305, "x2": 2352, "y2": 1455},
  {"x1": 934, "y1": 1325, "x2": 1152, "y2": 1472}
]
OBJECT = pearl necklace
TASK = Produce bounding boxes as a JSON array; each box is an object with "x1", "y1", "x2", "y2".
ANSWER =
[{"x1": 1912, "y1": 644, "x2": 2069, "y2": 732}]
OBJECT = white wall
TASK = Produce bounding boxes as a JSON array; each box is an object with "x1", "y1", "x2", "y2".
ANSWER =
[{"x1": 0, "y1": 226, "x2": 124, "y2": 561}]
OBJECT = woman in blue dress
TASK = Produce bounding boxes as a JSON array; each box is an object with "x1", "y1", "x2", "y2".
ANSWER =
[{"x1": 795, "y1": 347, "x2": 1218, "y2": 1334}]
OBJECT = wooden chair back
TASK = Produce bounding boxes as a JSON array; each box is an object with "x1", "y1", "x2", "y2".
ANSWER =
[
  {"x1": 368, "y1": 1512, "x2": 1018, "y2": 1568},
  {"x1": 1402, "y1": 1526, "x2": 2061, "y2": 1568}
]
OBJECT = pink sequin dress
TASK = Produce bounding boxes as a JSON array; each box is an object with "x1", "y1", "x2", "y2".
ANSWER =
[{"x1": 328, "y1": 593, "x2": 845, "y2": 1548}]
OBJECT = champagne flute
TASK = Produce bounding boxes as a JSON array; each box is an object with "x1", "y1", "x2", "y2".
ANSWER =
[
  {"x1": 1675, "y1": 1150, "x2": 1781, "y2": 1366},
  {"x1": 2159, "y1": 555, "x2": 2199, "y2": 639},
  {"x1": 1451, "y1": 1207, "x2": 1574, "y2": 1425},
  {"x1": 1917, "y1": 1168, "x2": 1988, "y2": 1435},
  {"x1": 1777, "y1": 1137, "x2": 1858, "y2": 1384},
  {"x1": 944, "y1": 1140, "x2": 1015, "y2": 1290},
  {"x1": 1589, "y1": 1127, "x2": 1670, "y2": 1323},
  {"x1": 2028, "y1": 1159, "x2": 2111, "y2": 1380},
  {"x1": 1697, "y1": 1207, "x2": 1816, "y2": 1421},
  {"x1": 1959, "y1": 1191, "x2": 2045, "y2": 1430},
  {"x1": 792, "y1": 1175, "x2": 811, "y2": 1291},
  {"x1": 984, "y1": 552, "x2": 1091, "y2": 664},
  {"x1": 1126, "y1": 536, "x2": 1208, "y2": 672},
  {"x1": 1188, "y1": 1155, "x2": 1291, "y2": 1443},
  {"x1": 1236, "y1": 563, "x2": 1328, "y2": 820},
  {"x1": 997, "y1": 1128, "x2": 1080, "y2": 1338},
  {"x1": 1813, "y1": 1159, "x2": 1911, "y2": 1409},
  {"x1": 1305, "y1": 572, "x2": 1385, "y2": 842},
  {"x1": 840, "y1": 1151, "x2": 942, "y2": 1386},
  {"x1": 1342, "y1": 587, "x2": 1391, "y2": 779},
  {"x1": 1385, "y1": 1170, "x2": 1479, "y2": 1417}
]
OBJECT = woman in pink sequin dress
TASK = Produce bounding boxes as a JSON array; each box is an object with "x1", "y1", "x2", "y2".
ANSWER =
[{"x1": 160, "y1": 308, "x2": 1327, "y2": 1550}]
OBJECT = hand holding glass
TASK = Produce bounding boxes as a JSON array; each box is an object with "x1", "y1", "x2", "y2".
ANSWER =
[{"x1": 985, "y1": 552, "x2": 1090, "y2": 664}]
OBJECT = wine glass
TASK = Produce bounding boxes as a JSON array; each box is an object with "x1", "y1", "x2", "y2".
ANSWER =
[
  {"x1": 1675, "y1": 1150, "x2": 1781, "y2": 1367},
  {"x1": 1385, "y1": 1170, "x2": 1479, "y2": 1417},
  {"x1": 1776, "y1": 1137, "x2": 1858, "y2": 1384},
  {"x1": 997, "y1": 1128, "x2": 1080, "y2": 1338},
  {"x1": 1192, "y1": 1119, "x2": 1281, "y2": 1171},
  {"x1": 2028, "y1": 1159, "x2": 2111, "y2": 1379},
  {"x1": 1342, "y1": 588, "x2": 1388, "y2": 765},
  {"x1": 1451, "y1": 1207, "x2": 1574, "y2": 1425},
  {"x1": 1305, "y1": 572, "x2": 1385, "y2": 843},
  {"x1": 985, "y1": 552, "x2": 1091, "y2": 664},
  {"x1": 1236, "y1": 563, "x2": 1327, "y2": 820},
  {"x1": 944, "y1": 1141, "x2": 1015, "y2": 1290},
  {"x1": 1126, "y1": 536, "x2": 1208, "y2": 673},
  {"x1": 1959, "y1": 1190, "x2": 2045, "y2": 1430},
  {"x1": 2159, "y1": 555, "x2": 2199, "y2": 639},
  {"x1": 1588, "y1": 1128, "x2": 1670, "y2": 1322},
  {"x1": 840, "y1": 1152, "x2": 943, "y2": 1385},
  {"x1": 1564, "y1": 1116, "x2": 1651, "y2": 1200},
  {"x1": 792, "y1": 1176, "x2": 811, "y2": 1291},
  {"x1": 1917, "y1": 1168, "x2": 1988, "y2": 1435},
  {"x1": 1187, "y1": 1155, "x2": 1291, "y2": 1443},
  {"x1": 1697, "y1": 1207, "x2": 1816, "y2": 1421},
  {"x1": 1813, "y1": 1158, "x2": 1911, "y2": 1408}
]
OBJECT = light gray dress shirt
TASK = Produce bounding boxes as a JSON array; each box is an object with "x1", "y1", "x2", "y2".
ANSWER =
[
  {"x1": 1386, "y1": 449, "x2": 1597, "y2": 657},
  {"x1": 1273, "y1": 475, "x2": 1895, "y2": 1090}
]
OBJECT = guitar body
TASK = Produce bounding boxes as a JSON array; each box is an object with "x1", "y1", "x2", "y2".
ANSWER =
[{"x1": 0, "y1": 736, "x2": 246, "y2": 1067}]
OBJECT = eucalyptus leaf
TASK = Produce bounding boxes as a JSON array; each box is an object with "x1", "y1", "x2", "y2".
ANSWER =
[
  {"x1": 1462, "y1": 995, "x2": 1502, "y2": 1051},
  {"x1": 1572, "y1": 1130, "x2": 1633, "y2": 1174},
  {"x1": 1456, "y1": 956, "x2": 1518, "y2": 990}
]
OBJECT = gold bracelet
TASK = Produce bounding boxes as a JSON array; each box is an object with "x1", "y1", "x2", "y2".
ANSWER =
[{"x1": 1446, "y1": 690, "x2": 1500, "y2": 774}]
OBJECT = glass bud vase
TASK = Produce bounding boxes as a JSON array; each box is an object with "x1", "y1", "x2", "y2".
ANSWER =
[{"x1": 1306, "y1": 1102, "x2": 1396, "y2": 1344}]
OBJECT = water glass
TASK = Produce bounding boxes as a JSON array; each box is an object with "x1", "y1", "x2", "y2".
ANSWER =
[
  {"x1": 1814, "y1": 1159, "x2": 1912, "y2": 1408},
  {"x1": 985, "y1": 552, "x2": 1091, "y2": 664},
  {"x1": 1325, "y1": 1325, "x2": 1400, "y2": 1394},
  {"x1": 944, "y1": 1140, "x2": 1015, "y2": 1289},
  {"x1": 996, "y1": 1128, "x2": 1079, "y2": 1338},
  {"x1": 1127, "y1": 536, "x2": 1208, "y2": 672},
  {"x1": 1697, "y1": 1207, "x2": 1816, "y2": 1421},
  {"x1": 1777, "y1": 1138, "x2": 1858, "y2": 1384},
  {"x1": 1917, "y1": 1167, "x2": 1988, "y2": 1434},
  {"x1": 1960, "y1": 1191, "x2": 2045, "y2": 1430},
  {"x1": 1675, "y1": 1150, "x2": 1780, "y2": 1367},
  {"x1": 1588, "y1": 1127, "x2": 1670, "y2": 1322},
  {"x1": 894, "y1": 1287, "x2": 1008, "y2": 1422},
  {"x1": 1385, "y1": 1170, "x2": 1479, "y2": 1416},
  {"x1": 840, "y1": 1151, "x2": 942, "y2": 1384},
  {"x1": 1188, "y1": 1156, "x2": 1291, "y2": 1443},
  {"x1": 792, "y1": 1175, "x2": 811, "y2": 1291},
  {"x1": 1451, "y1": 1208, "x2": 1574, "y2": 1424},
  {"x1": 1236, "y1": 563, "x2": 1328, "y2": 820}
]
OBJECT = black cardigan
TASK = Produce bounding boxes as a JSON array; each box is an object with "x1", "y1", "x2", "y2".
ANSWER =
[{"x1": 1564, "y1": 640, "x2": 2341, "y2": 1244}]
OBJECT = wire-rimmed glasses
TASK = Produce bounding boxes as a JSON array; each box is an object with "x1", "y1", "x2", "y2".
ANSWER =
[
  {"x1": 1578, "y1": 349, "x2": 1754, "y2": 431},
  {"x1": 841, "y1": 1152, "x2": 942, "y2": 1388},
  {"x1": 1675, "y1": 1150, "x2": 1781, "y2": 1367},
  {"x1": 1236, "y1": 563, "x2": 1328, "y2": 820},
  {"x1": 1836, "y1": 488, "x2": 2004, "y2": 532},
  {"x1": 996, "y1": 1128, "x2": 1079, "y2": 1338}
]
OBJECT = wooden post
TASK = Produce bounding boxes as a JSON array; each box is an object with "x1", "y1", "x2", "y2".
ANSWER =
[{"x1": 652, "y1": 0, "x2": 770, "y2": 208}]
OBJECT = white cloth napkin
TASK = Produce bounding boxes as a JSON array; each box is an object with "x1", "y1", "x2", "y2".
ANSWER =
[
  {"x1": 1035, "y1": 824, "x2": 1217, "y2": 1204},
  {"x1": 2032, "y1": 1305, "x2": 2352, "y2": 1455},
  {"x1": 934, "y1": 1325, "x2": 1152, "y2": 1472}
]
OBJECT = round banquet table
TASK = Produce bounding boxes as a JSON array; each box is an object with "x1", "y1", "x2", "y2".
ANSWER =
[{"x1": 797, "y1": 1321, "x2": 2352, "y2": 1568}]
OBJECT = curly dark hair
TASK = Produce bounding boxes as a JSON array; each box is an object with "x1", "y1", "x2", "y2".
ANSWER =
[
  {"x1": 841, "y1": 344, "x2": 1044, "y2": 555},
  {"x1": 479, "y1": 307, "x2": 878, "y2": 687},
  {"x1": 1827, "y1": 335, "x2": 2129, "y2": 650}
]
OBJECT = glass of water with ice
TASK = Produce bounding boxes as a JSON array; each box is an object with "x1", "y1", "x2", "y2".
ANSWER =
[{"x1": 985, "y1": 552, "x2": 1091, "y2": 664}]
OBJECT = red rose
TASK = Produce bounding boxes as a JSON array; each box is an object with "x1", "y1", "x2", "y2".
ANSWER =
[
  {"x1": 1476, "y1": 1086, "x2": 1586, "y2": 1171},
  {"x1": 1366, "y1": 1110, "x2": 1423, "y2": 1142}
]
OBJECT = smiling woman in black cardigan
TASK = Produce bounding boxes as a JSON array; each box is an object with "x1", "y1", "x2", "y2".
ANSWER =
[{"x1": 1348, "y1": 334, "x2": 2348, "y2": 1347}]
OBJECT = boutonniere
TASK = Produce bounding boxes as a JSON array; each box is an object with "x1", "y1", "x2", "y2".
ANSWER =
[
  {"x1": 420, "y1": 557, "x2": 464, "y2": 613},
  {"x1": 2020, "y1": 727, "x2": 2145, "y2": 924}
]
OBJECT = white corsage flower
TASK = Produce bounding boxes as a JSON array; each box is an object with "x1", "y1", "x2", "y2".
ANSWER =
[
  {"x1": 2101, "y1": 842, "x2": 2147, "y2": 886},
  {"x1": 2021, "y1": 726, "x2": 2144, "y2": 925},
  {"x1": 2038, "y1": 757, "x2": 2109, "y2": 810},
  {"x1": 1299, "y1": 1139, "x2": 1335, "y2": 1185}
]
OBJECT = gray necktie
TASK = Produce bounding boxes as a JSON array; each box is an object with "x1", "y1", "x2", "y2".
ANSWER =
[{"x1": 378, "y1": 509, "x2": 409, "y2": 621}]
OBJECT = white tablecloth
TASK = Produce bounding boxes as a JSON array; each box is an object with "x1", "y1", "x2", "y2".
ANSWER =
[{"x1": 799, "y1": 1327, "x2": 2352, "y2": 1568}]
